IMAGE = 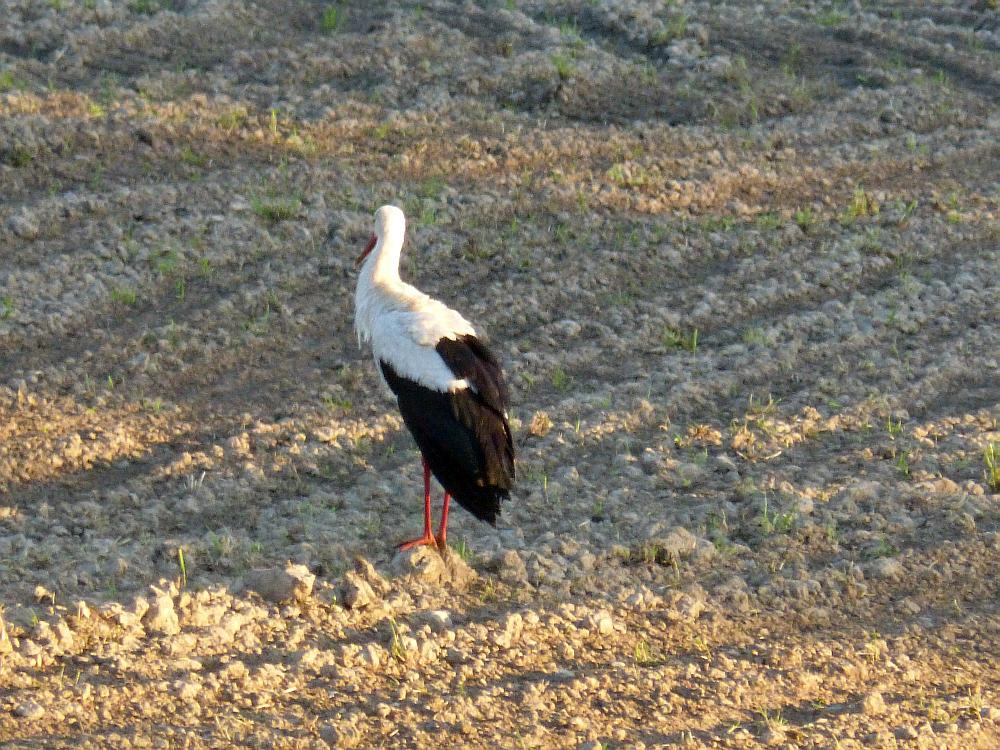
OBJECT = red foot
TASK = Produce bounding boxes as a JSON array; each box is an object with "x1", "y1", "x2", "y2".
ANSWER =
[
  {"x1": 396, "y1": 463, "x2": 451, "y2": 553},
  {"x1": 396, "y1": 534, "x2": 438, "y2": 551}
]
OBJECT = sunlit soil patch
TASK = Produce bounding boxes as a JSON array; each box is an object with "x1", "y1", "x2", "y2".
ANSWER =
[{"x1": 0, "y1": 388, "x2": 189, "y2": 490}]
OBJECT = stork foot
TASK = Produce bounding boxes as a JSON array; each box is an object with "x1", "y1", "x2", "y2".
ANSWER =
[{"x1": 396, "y1": 534, "x2": 438, "y2": 551}]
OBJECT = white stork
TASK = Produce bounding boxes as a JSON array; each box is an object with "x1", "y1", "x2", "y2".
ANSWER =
[{"x1": 354, "y1": 205, "x2": 515, "y2": 550}]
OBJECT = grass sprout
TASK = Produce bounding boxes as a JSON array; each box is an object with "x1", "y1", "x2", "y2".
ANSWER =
[
  {"x1": 251, "y1": 196, "x2": 301, "y2": 223},
  {"x1": 984, "y1": 442, "x2": 1000, "y2": 492},
  {"x1": 388, "y1": 617, "x2": 407, "y2": 662},
  {"x1": 111, "y1": 287, "x2": 138, "y2": 306},
  {"x1": 663, "y1": 327, "x2": 698, "y2": 353},
  {"x1": 321, "y1": 4, "x2": 342, "y2": 33}
]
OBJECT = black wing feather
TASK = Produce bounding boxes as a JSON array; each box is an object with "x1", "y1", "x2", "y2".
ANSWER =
[
  {"x1": 378, "y1": 334, "x2": 515, "y2": 525},
  {"x1": 435, "y1": 335, "x2": 510, "y2": 416},
  {"x1": 436, "y1": 335, "x2": 514, "y2": 481}
]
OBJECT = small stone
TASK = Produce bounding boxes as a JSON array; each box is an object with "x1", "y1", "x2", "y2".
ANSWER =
[
  {"x1": 210, "y1": 612, "x2": 248, "y2": 645},
  {"x1": 7, "y1": 214, "x2": 40, "y2": 240},
  {"x1": 186, "y1": 601, "x2": 228, "y2": 629},
  {"x1": 625, "y1": 592, "x2": 645, "y2": 609},
  {"x1": 391, "y1": 547, "x2": 448, "y2": 585},
  {"x1": 590, "y1": 610, "x2": 614, "y2": 636},
  {"x1": 576, "y1": 551, "x2": 597, "y2": 573},
  {"x1": 390, "y1": 546, "x2": 477, "y2": 588},
  {"x1": 715, "y1": 454, "x2": 738, "y2": 473},
  {"x1": 760, "y1": 727, "x2": 785, "y2": 745},
  {"x1": 494, "y1": 612, "x2": 523, "y2": 649},
  {"x1": 894, "y1": 726, "x2": 919, "y2": 740},
  {"x1": 862, "y1": 690, "x2": 887, "y2": 715},
  {"x1": 353, "y1": 558, "x2": 390, "y2": 594},
  {"x1": 650, "y1": 526, "x2": 697, "y2": 560},
  {"x1": 245, "y1": 563, "x2": 315, "y2": 603},
  {"x1": 445, "y1": 551, "x2": 478, "y2": 589},
  {"x1": 577, "y1": 741, "x2": 602, "y2": 750},
  {"x1": 174, "y1": 680, "x2": 201, "y2": 701},
  {"x1": 418, "y1": 638, "x2": 439, "y2": 663},
  {"x1": 864, "y1": 729, "x2": 894, "y2": 746},
  {"x1": 500, "y1": 549, "x2": 528, "y2": 584},
  {"x1": 142, "y1": 591, "x2": 180, "y2": 635},
  {"x1": 338, "y1": 572, "x2": 377, "y2": 610},
  {"x1": 670, "y1": 593, "x2": 704, "y2": 622},
  {"x1": 417, "y1": 610, "x2": 453, "y2": 633},
  {"x1": 14, "y1": 702, "x2": 45, "y2": 719},
  {"x1": 320, "y1": 724, "x2": 362, "y2": 748}
]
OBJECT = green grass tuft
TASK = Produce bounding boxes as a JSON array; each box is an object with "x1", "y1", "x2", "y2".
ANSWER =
[
  {"x1": 4, "y1": 145, "x2": 34, "y2": 168},
  {"x1": 758, "y1": 496, "x2": 795, "y2": 535},
  {"x1": 180, "y1": 146, "x2": 208, "y2": 168},
  {"x1": 551, "y1": 367, "x2": 571, "y2": 392},
  {"x1": 984, "y1": 442, "x2": 1000, "y2": 492},
  {"x1": 251, "y1": 196, "x2": 301, "y2": 223},
  {"x1": 794, "y1": 207, "x2": 815, "y2": 231},
  {"x1": 754, "y1": 213, "x2": 781, "y2": 231},
  {"x1": 663, "y1": 327, "x2": 698, "y2": 354},
  {"x1": 816, "y1": 9, "x2": 849, "y2": 26},
  {"x1": 651, "y1": 13, "x2": 688, "y2": 45},
  {"x1": 551, "y1": 52, "x2": 576, "y2": 80},
  {"x1": 321, "y1": 5, "x2": 342, "y2": 33},
  {"x1": 111, "y1": 287, "x2": 138, "y2": 306},
  {"x1": 843, "y1": 185, "x2": 878, "y2": 223},
  {"x1": 128, "y1": 0, "x2": 160, "y2": 14}
]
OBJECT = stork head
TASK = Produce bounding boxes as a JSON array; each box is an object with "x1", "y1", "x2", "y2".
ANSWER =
[{"x1": 356, "y1": 205, "x2": 406, "y2": 269}]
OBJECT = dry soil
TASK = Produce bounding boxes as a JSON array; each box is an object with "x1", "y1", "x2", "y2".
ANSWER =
[{"x1": 1, "y1": 1, "x2": 999, "y2": 748}]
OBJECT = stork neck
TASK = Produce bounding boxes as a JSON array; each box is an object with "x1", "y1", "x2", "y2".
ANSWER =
[
  {"x1": 355, "y1": 223, "x2": 411, "y2": 345},
  {"x1": 368, "y1": 223, "x2": 405, "y2": 286}
]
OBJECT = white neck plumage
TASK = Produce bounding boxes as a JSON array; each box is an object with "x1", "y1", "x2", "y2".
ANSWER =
[{"x1": 355, "y1": 206, "x2": 415, "y2": 346}]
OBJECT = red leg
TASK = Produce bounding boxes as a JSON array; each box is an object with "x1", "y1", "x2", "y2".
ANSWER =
[
  {"x1": 434, "y1": 493, "x2": 451, "y2": 549},
  {"x1": 397, "y1": 460, "x2": 436, "y2": 550}
]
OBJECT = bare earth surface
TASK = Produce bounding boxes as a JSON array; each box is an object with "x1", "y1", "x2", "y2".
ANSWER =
[{"x1": 1, "y1": 1, "x2": 999, "y2": 748}]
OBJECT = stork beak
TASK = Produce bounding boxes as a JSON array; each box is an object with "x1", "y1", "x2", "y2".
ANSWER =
[{"x1": 356, "y1": 234, "x2": 377, "y2": 269}]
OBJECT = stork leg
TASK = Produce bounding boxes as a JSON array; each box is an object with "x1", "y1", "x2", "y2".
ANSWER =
[
  {"x1": 434, "y1": 493, "x2": 451, "y2": 549},
  {"x1": 397, "y1": 459, "x2": 436, "y2": 551}
]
